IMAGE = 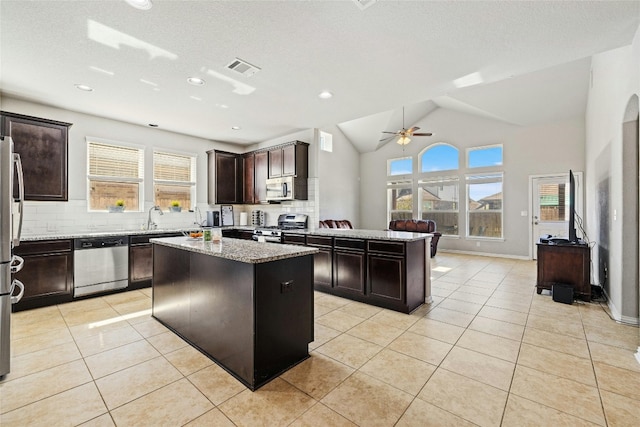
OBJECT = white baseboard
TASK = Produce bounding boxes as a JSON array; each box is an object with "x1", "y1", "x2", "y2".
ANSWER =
[
  {"x1": 439, "y1": 249, "x2": 530, "y2": 261},
  {"x1": 602, "y1": 289, "x2": 640, "y2": 325}
]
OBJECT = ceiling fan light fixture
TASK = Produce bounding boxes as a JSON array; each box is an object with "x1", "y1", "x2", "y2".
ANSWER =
[{"x1": 397, "y1": 135, "x2": 411, "y2": 146}]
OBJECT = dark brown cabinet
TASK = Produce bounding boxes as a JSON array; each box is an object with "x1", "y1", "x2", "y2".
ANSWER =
[
  {"x1": 268, "y1": 141, "x2": 308, "y2": 178},
  {"x1": 12, "y1": 240, "x2": 74, "y2": 311},
  {"x1": 333, "y1": 238, "x2": 366, "y2": 295},
  {"x1": 268, "y1": 147, "x2": 284, "y2": 178},
  {"x1": 536, "y1": 243, "x2": 591, "y2": 301},
  {"x1": 129, "y1": 232, "x2": 185, "y2": 289},
  {"x1": 208, "y1": 150, "x2": 242, "y2": 204},
  {"x1": 242, "y1": 153, "x2": 255, "y2": 204},
  {"x1": 254, "y1": 151, "x2": 268, "y2": 203},
  {"x1": 307, "y1": 236, "x2": 333, "y2": 290},
  {"x1": 1, "y1": 111, "x2": 72, "y2": 201}
]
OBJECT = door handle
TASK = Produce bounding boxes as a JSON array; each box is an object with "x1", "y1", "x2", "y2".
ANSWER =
[{"x1": 11, "y1": 279, "x2": 25, "y2": 304}]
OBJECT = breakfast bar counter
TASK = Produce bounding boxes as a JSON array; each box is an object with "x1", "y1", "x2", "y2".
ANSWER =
[{"x1": 151, "y1": 237, "x2": 317, "y2": 390}]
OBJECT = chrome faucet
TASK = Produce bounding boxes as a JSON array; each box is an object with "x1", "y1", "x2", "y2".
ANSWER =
[
  {"x1": 147, "y1": 205, "x2": 163, "y2": 230},
  {"x1": 193, "y1": 206, "x2": 204, "y2": 227}
]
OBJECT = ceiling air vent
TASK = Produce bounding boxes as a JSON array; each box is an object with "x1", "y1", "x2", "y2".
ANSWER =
[
  {"x1": 353, "y1": 0, "x2": 377, "y2": 10},
  {"x1": 226, "y1": 58, "x2": 261, "y2": 77}
]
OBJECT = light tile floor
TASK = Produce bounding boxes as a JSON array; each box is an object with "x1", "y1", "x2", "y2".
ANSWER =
[{"x1": 1, "y1": 253, "x2": 640, "y2": 426}]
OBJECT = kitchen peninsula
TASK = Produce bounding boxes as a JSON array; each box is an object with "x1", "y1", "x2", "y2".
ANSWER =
[
  {"x1": 151, "y1": 236, "x2": 317, "y2": 390},
  {"x1": 282, "y1": 228, "x2": 432, "y2": 314}
]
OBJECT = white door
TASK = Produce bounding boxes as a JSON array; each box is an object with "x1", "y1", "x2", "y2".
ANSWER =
[{"x1": 531, "y1": 174, "x2": 573, "y2": 259}]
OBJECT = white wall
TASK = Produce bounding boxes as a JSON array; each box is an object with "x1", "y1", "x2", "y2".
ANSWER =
[
  {"x1": 359, "y1": 107, "x2": 585, "y2": 258},
  {"x1": 1, "y1": 96, "x2": 238, "y2": 234},
  {"x1": 585, "y1": 33, "x2": 640, "y2": 323},
  {"x1": 317, "y1": 125, "x2": 360, "y2": 227}
]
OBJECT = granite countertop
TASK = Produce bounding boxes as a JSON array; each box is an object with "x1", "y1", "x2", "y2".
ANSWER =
[
  {"x1": 151, "y1": 236, "x2": 318, "y2": 264},
  {"x1": 20, "y1": 226, "x2": 431, "y2": 243},
  {"x1": 20, "y1": 226, "x2": 254, "y2": 241},
  {"x1": 283, "y1": 228, "x2": 433, "y2": 242}
]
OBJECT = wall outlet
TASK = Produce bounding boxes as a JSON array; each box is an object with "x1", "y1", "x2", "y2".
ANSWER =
[{"x1": 476, "y1": 242, "x2": 480, "y2": 247}]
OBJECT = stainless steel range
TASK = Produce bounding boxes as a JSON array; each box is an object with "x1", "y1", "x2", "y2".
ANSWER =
[{"x1": 252, "y1": 214, "x2": 308, "y2": 243}]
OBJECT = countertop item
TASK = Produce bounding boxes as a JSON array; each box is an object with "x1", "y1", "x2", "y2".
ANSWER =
[{"x1": 151, "y1": 236, "x2": 317, "y2": 264}]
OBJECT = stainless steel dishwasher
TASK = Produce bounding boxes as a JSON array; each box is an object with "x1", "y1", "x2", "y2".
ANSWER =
[{"x1": 74, "y1": 236, "x2": 129, "y2": 297}]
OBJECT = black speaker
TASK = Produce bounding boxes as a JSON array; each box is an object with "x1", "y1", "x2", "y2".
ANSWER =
[{"x1": 552, "y1": 283, "x2": 574, "y2": 304}]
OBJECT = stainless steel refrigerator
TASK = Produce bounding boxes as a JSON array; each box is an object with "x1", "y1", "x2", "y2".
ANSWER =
[{"x1": 0, "y1": 135, "x2": 25, "y2": 378}]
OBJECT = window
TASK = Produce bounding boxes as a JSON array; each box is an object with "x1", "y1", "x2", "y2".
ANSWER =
[
  {"x1": 387, "y1": 180, "x2": 413, "y2": 222},
  {"x1": 467, "y1": 173, "x2": 503, "y2": 238},
  {"x1": 87, "y1": 139, "x2": 144, "y2": 211},
  {"x1": 388, "y1": 157, "x2": 412, "y2": 176},
  {"x1": 419, "y1": 177, "x2": 459, "y2": 236},
  {"x1": 468, "y1": 145, "x2": 503, "y2": 168},
  {"x1": 420, "y1": 144, "x2": 459, "y2": 172},
  {"x1": 153, "y1": 150, "x2": 196, "y2": 210}
]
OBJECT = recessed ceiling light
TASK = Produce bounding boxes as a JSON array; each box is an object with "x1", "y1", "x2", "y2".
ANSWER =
[
  {"x1": 148, "y1": 123, "x2": 158, "y2": 127},
  {"x1": 216, "y1": 103, "x2": 229, "y2": 109},
  {"x1": 190, "y1": 96, "x2": 202, "y2": 101},
  {"x1": 75, "y1": 84, "x2": 94, "y2": 92},
  {"x1": 318, "y1": 91, "x2": 333, "y2": 99},
  {"x1": 125, "y1": 0, "x2": 153, "y2": 10},
  {"x1": 231, "y1": 126, "x2": 241, "y2": 130},
  {"x1": 187, "y1": 77, "x2": 205, "y2": 86}
]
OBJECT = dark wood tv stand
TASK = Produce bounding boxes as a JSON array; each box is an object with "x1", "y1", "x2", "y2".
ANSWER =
[{"x1": 536, "y1": 242, "x2": 590, "y2": 301}]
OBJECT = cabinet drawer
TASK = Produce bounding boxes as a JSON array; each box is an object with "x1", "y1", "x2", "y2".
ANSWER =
[
  {"x1": 367, "y1": 240, "x2": 405, "y2": 255},
  {"x1": 15, "y1": 239, "x2": 72, "y2": 255},
  {"x1": 307, "y1": 235, "x2": 333, "y2": 247},
  {"x1": 283, "y1": 234, "x2": 306, "y2": 245},
  {"x1": 334, "y1": 238, "x2": 365, "y2": 251},
  {"x1": 131, "y1": 232, "x2": 182, "y2": 245}
]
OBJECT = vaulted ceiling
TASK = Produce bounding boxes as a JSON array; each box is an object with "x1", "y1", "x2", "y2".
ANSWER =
[{"x1": 1, "y1": 1, "x2": 638, "y2": 152}]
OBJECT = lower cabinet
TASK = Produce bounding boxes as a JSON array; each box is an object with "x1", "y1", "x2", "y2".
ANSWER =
[
  {"x1": 129, "y1": 233, "x2": 182, "y2": 289},
  {"x1": 334, "y1": 250, "x2": 365, "y2": 294},
  {"x1": 12, "y1": 240, "x2": 74, "y2": 312},
  {"x1": 306, "y1": 235, "x2": 426, "y2": 313}
]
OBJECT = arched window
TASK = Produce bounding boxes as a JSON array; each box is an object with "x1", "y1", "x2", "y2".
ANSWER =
[{"x1": 420, "y1": 143, "x2": 459, "y2": 173}]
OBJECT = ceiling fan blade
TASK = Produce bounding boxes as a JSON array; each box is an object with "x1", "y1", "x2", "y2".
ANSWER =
[
  {"x1": 412, "y1": 132, "x2": 433, "y2": 136},
  {"x1": 381, "y1": 131, "x2": 400, "y2": 135},
  {"x1": 406, "y1": 126, "x2": 420, "y2": 134},
  {"x1": 379, "y1": 135, "x2": 396, "y2": 142}
]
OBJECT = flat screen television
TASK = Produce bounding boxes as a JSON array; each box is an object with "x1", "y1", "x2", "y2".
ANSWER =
[{"x1": 568, "y1": 170, "x2": 578, "y2": 243}]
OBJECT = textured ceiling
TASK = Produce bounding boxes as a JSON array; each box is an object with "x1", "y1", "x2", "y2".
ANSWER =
[{"x1": 1, "y1": 1, "x2": 638, "y2": 152}]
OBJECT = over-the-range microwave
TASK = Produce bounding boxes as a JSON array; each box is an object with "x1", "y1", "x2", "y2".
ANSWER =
[{"x1": 266, "y1": 176, "x2": 299, "y2": 202}]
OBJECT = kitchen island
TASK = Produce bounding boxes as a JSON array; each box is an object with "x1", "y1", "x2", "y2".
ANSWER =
[
  {"x1": 282, "y1": 228, "x2": 432, "y2": 313},
  {"x1": 151, "y1": 236, "x2": 318, "y2": 390}
]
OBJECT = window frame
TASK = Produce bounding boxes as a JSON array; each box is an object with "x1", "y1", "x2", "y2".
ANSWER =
[
  {"x1": 86, "y1": 137, "x2": 145, "y2": 212},
  {"x1": 419, "y1": 142, "x2": 459, "y2": 173},
  {"x1": 466, "y1": 172, "x2": 504, "y2": 240},
  {"x1": 467, "y1": 144, "x2": 503, "y2": 169},
  {"x1": 387, "y1": 179, "x2": 414, "y2": 223},
  {"x1": 418, "y1": 176, "x2": 460, "y2": 237},
  {"x1": 387, "y1": 156, "x2": 413, "y2": 177},
  {"x1": 153, "y1": 148, "x2": 197, "y2": 211}
]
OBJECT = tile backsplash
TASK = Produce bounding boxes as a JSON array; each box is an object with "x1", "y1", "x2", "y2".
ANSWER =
[{"x1": 20, "y1": 178, "x2": 319, "y2": 236}]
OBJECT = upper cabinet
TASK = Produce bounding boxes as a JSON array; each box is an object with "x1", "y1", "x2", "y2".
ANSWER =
[
  {"x1": 253, "y1": 151, "x2": 268, "y2": 203},
  {"x1": 208, "y1": 141, "x2": 308, "y2": 205},
  {"x1": 208, "y1": 150, "x2": 242, "y2": 204},
  {"x1": 242, "y1": 153, "x2": 255, "y2": 204},
  {"x1": 268, "y1": 141, "x2": 308, "y2": 179},
  {"x1": 1, "y1": 111, "x2": 72, "y2": 201}
]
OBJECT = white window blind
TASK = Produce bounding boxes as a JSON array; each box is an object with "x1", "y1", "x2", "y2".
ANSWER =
[
  {"x1": 87, "y1": 139, "x2": 144, "y2": 211},
  {"x1": 153, "y1": 150, "x2": 196, "y2": 210}
]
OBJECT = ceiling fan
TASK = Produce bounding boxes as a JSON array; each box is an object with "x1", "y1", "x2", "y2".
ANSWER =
[{"x1": 379, "y1": 106, "x2": 432, "y2": 146}]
